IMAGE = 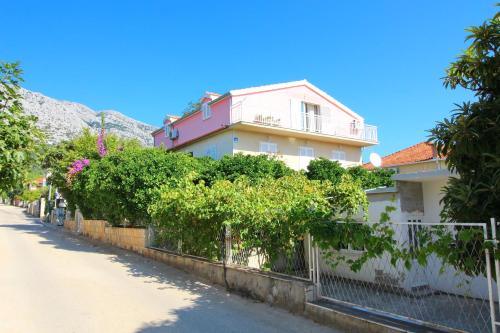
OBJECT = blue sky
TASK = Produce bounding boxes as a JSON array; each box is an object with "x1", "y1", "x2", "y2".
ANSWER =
[{"x1": 2, "y1": 1, "x2": 497, "y2": 160}]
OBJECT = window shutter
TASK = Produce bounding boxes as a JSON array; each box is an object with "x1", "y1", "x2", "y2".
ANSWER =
[{"x1": 290, "y1": 99, "x2": 303, "y2": 130}]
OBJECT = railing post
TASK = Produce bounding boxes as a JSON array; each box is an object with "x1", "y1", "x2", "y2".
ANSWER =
[
  {"x1": 225, "y1": 225, "x2": 232, "y2": 265},
  {"x1": 491, "y1": 217, "x2": 500, "y2": 322},
  {"x1": 485, "y1": 223, "x2": 497, "y2": 333}
]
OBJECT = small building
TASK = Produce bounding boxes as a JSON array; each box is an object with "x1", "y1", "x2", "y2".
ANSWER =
[
  {"x1": 319, "y1": 142, "x2": 492, "y2": 303},
  {"x1": 363, "y1": 141, "x2": 451, "y2": 224},
  {"x1": 152, "y1": 80, "x2": 378, "y2": 170}
]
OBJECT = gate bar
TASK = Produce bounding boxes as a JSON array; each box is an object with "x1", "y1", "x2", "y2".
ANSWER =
[{"x1": 485, "y1": 223, "x2": 497, "y2": 333}]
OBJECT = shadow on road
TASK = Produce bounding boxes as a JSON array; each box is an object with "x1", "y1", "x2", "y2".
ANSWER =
[
  {"x1": 0, "y1": 206, "x2": 330, "y2": 333},
  {"x1": 0, "y1": 214, "x2": 281, "y2": 333}
]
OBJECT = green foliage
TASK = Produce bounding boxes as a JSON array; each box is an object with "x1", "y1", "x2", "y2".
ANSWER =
[
  {"x1": 306, "y1": 157, "x2": 394, "y2": 189},
  {"x1": 72, "y1": 148, "x2": 205, "y2": 225},
  {"x1": 0, "y1": 62, "x2": 45, "y2": 193},
  {"x1": 206, "y1": 153, "x2": 295, "y2": 184},
  {"x1": 347, "y1": 166, "x2": 395, "y2": 189},
  {"x1": 429, "y1": 9, "x2": 500, "y2": 222},
  {"x1": 306, "y1": 158, "x2": 345, "y2": 184},
  {"x1": 19, "y1": 187, "x2": 47, "y2": 203},
  {"x1": 42, "y1": 129, "x2": 142, "y2": 213},
  {"x1": 149, "y1": 175, "x2": 333, "y2": 264}
]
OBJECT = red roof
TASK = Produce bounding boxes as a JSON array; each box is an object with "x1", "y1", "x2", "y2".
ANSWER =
[{"x1": 364, "y1": 142, "x2": 440, "y2": 170}]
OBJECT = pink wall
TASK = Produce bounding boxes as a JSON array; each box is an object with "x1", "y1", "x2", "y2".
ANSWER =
[{"x1": 153, "y1": 97, "x2": 231, "y2": 149}]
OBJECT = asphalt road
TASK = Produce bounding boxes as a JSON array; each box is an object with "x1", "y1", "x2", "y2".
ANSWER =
[{"x1": 0, "y1": 204, "x2": 337, "y2": 333}]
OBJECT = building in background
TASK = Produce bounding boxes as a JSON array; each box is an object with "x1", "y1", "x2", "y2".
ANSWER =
[
  {"x1": 152, "y1": 80, "x2": 378, "y2": 170},
  {"x1": 363, "y1": 141, "x2": 451, "y2": 224}
]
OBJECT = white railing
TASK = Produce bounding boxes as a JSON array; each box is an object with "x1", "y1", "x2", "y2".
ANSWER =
[{"x1": 231, "y1": 103, "x2": 378, "y2": 143}]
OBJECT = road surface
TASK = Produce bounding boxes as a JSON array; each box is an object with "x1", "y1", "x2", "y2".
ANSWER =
[{"x1": 0, "y1": 204, "x2": 336, "y2": 333}]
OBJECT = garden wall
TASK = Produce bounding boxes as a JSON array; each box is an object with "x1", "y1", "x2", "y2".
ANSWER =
[
  {"x1": 64, "y1": 219, "x2": 78, "y2": 233},
  {"x1": 61, "y1": 216, "x2": 313, "y2": 314}
]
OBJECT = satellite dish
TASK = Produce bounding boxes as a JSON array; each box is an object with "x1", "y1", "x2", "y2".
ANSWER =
[{"x1": 369, "y1": 152, "x2": 382, "y2": 168}]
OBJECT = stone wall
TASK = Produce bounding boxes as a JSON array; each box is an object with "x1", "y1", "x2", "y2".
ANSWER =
[
  {"x1": 81, "y1": 219, "x2": 107, "y2": 242},
  {"x1": 105, "y1": 227, "x2": 146, "y2": 252},
  {"x1": 64, "y1": 219, "x2": 78, "y2": 233},
  {"x1": 61, "y1": 216, "x2": 312, "y2": 314}
]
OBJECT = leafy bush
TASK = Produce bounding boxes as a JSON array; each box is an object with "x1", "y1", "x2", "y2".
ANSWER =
[
  {"x1": 306, "y1": 157, "x2": 394, "y2": 189},
  {"x1": 347, "y1": 166, "x2": 394, "y2": 189},
  {"x1": 19, "y1": 187, "x2": 47, "y2": 203},
  {"x1": 306, "y1": 158, "x2": 345, "y2": 185},
  {"x1": 149, "y1": 174, "x2": 332, "y2": 264},
  {"x1": 206, "y1": 153, "x2": 295, "y2": 184},
  {"x1": 43, "y1": 129, "x2": 142, "y2": 212},
  {"x1": 72, "y1": 148, "x2": 205, "y2": 225}
]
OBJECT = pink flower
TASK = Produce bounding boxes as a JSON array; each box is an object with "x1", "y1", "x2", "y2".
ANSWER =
[{"x1": 97, "y1": 129, "x2": 107, "y2": 157}]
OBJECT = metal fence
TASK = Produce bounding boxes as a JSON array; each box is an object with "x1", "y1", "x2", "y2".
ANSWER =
[
  {"x1": 147, "y1": 225, "x2": 311, "y2": 280},
  {"x1": 314, "y1": 220, "x2": 499, "y2": 333},
  {"x1": 147, "y1": 219, "x2": 500, "y2": 332}
]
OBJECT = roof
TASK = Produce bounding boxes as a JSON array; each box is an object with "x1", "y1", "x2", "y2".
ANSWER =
[
  {"x1": 229, "y1": 80, "x2": 363, "y2": 120},
  {"x1": 155, "y1": 80, "x2": 364, "y2": 134},
  {"x1": 364, "y1": 141, "x2": 441, "y2": 170}
]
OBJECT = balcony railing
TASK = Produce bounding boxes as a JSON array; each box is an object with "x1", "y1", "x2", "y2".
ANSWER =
[{"x1": 231, "y1": 102, "x2": 378, "y2": 143}]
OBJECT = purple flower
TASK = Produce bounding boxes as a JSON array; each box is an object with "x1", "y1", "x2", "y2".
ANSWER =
[
  {"x1": 68, "y1": 159, "x2": 90, "y2": 176},
  {"x1": 97, "y1": 129, "x2": 107, "y2": 157}
]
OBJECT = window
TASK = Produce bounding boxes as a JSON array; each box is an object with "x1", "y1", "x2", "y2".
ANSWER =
[
  {"x1": 260, "y1": 142, "x2": 278, "y2": 155},
  {"x1": 164, "y1": 124, "x2": 171, "y2": 138},
  {"x1": 301, "y1": 103, "x2": 321, "y2": 132},
  {"x1": 299, "y1": 146, "x2": 314, "y2": 170},
  {"x1": 202, "y1": 103, "x2": 212, "y2": 120},
  {"x1": 205, "y1": 145, "x2": 217, "y2": 159},
  {"x1": 331, "y1": 150, "x2": 346, "y2": 162}
]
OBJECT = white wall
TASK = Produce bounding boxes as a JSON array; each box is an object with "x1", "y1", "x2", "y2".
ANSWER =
[
  {"x1": 422, "y1": 179, "x2": 447, "y2": 223},
  {"x1": 176, "y1": 130, "x2": 234, "y2": 159}
]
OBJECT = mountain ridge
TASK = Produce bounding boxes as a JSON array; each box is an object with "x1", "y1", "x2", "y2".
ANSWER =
[{"x1": 20, "y1": 88, "x2": 158, "y2": 146}]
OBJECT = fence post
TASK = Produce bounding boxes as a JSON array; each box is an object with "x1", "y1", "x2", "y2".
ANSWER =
[
  {"x1": 225, "y1": 226, "x2": 232, "y2": 265},
  {"x1": 491, "y1": 217, "x2": 500, "y2": 323},
  {"x1": 39, "y1": 198, "x2": 45, "y2": 219},
  {"x1": 485, "y1": 223, "x2": 497, "y2": 333}
]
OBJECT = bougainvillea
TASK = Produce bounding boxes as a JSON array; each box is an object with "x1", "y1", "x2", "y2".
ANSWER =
[
  {"x1": 67, "y1": 159, "x2": 90, "y2": 184},
  {"x1": 97, "y1": 113, "x2": 107, "y2": 157},
  {"x1": 97, "y1": 128, "x2": 107, "y2": 157}
]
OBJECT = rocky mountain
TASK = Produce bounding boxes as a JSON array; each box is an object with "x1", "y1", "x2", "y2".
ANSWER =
[{"x1": 20, "y1": 88, "x2": 158, "y2": 146}]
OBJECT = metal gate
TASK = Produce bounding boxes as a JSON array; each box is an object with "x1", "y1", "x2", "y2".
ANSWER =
[{"x1": 310, "y1": 220, "x2": 500, "y2": 333}]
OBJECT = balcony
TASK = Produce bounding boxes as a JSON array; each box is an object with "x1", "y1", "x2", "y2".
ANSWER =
[{"x1": 230, "y1": 102, "x2": 378, "y2": 144}]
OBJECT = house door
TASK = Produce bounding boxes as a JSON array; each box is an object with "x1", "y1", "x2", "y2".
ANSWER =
[
  {"x1": 301, "y1": 103, "x2": 321, "y2": 132},
  {"x1": 299, "y1": 146, "x2": 314, "y2": 170}
]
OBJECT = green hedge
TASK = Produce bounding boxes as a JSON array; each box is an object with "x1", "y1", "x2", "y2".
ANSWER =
[{"x1": 306, "y1": 157, "x2": 394, "y2": 189}]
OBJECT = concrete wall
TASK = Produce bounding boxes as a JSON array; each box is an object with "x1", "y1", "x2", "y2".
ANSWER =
[
  {"x1": 397, "y1": 181, "x2": 424, "y2": 215},
  {"x1": 61, "y1": 216, "x2": 313, "y2": 314},
  {"x1": 422, "y1": 178, "x2": 447, "y2": 223},
  {"x1": 397, "y1": 160, "x2": 446, "y2": 174},
  {"x1": 176, "y1": 130, "x2": 234, "y2": 159},
  {"x1": 233, "y1": 129, "x2": 361, "y2": 170}
]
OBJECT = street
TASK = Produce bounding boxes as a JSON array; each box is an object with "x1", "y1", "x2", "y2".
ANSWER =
[{"x1": 0, "y1": 204, "x2": 335, "y2": 333}]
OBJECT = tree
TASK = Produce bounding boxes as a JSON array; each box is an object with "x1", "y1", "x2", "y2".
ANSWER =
[
  {"x1": 0, "y1": 62, "x2": 44, "y2": 193},
  {"x1": 306, "y1": 158, "x2": 394, "y2": 189},
  {"x1": 429, "y1": 9, "x2": 500, "y2": 222},
  {"x1": 182, "y1": 100, "x2": 201, "y2": 117}
]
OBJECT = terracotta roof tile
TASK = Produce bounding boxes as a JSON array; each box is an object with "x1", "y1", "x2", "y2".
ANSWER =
[{"x1": 364, "y1": 142, "x2": 439, "y2": 170}]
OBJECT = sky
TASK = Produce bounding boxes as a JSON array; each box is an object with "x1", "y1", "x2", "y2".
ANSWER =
[{"x1": 2, "y1": 1, "x2": 497, "y2": 160}]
